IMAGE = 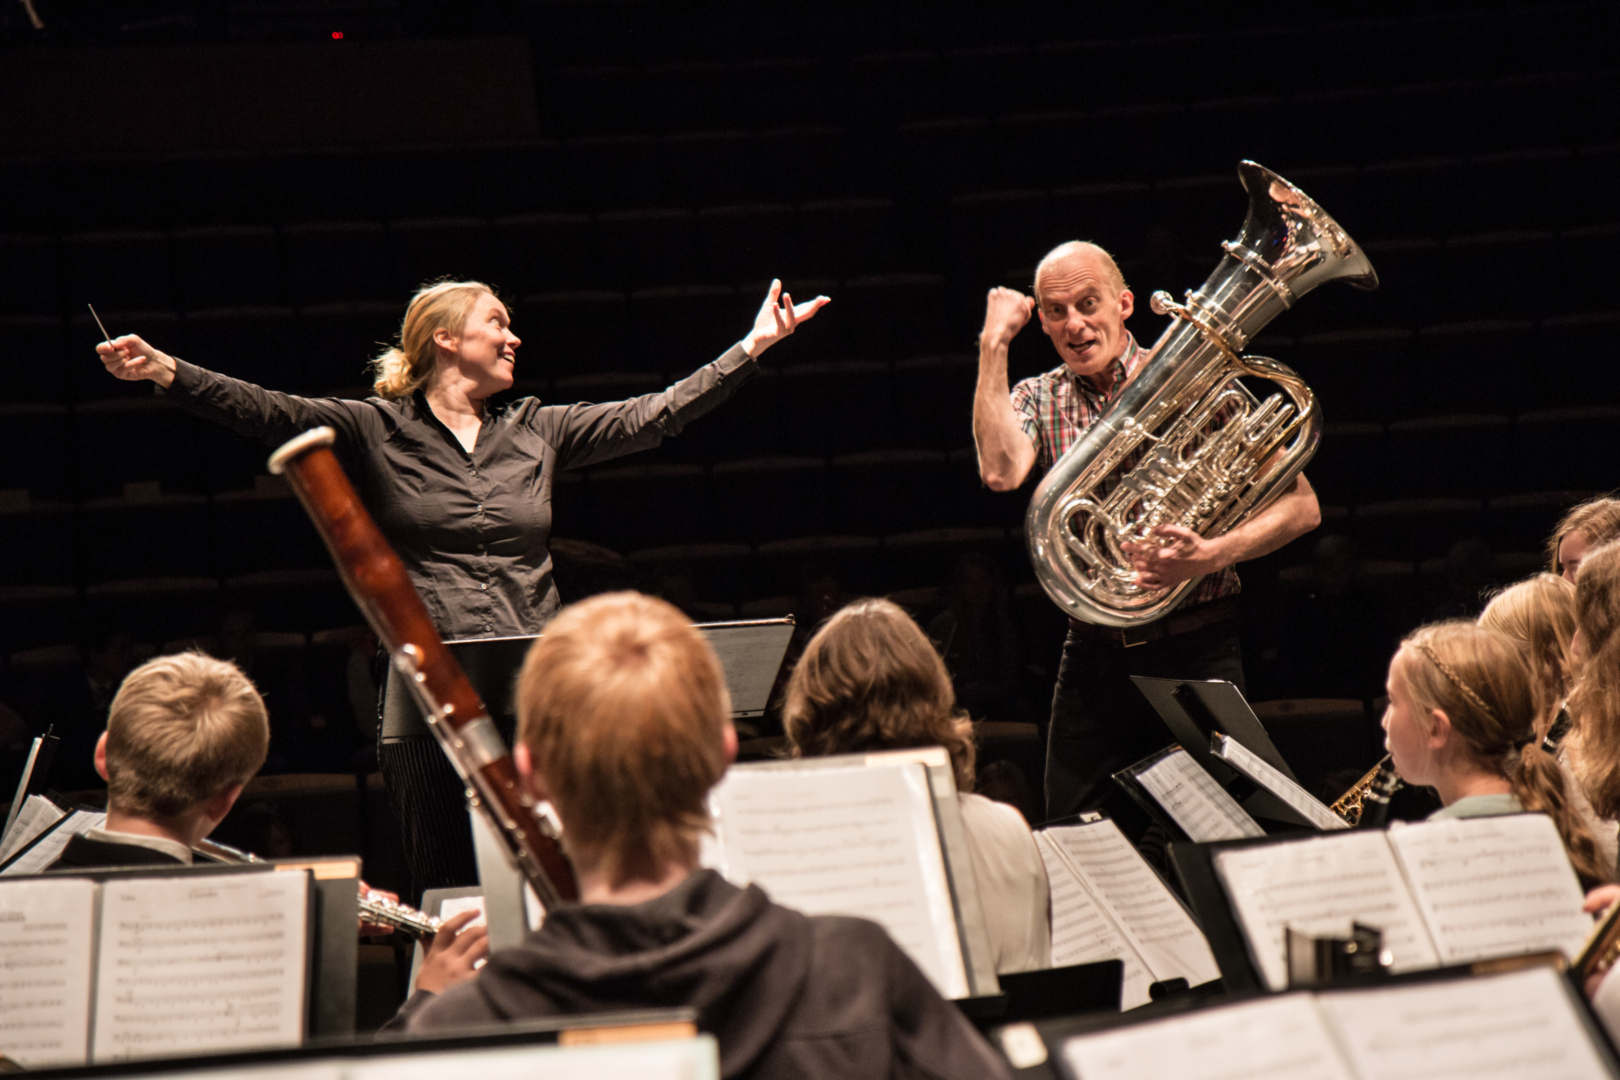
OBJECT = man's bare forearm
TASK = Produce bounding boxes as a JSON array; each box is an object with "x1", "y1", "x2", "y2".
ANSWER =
[
  {"x1": 1208, "y1": 473, "x2": 1322, "y2": 568},
  {"x1": 973, "y1": 335, "x2": 1034, "y2": 491}
]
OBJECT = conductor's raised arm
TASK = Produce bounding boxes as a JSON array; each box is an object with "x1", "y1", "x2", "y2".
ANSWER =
[{"x1": 97, "y1": 334, "x2": 178, "y2": 389}]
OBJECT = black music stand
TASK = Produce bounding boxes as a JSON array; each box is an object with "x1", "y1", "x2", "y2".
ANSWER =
[
  {"x1": 381, "y1": 618, "x2": 796, "y2": 742},
  {"x1": 1130, "y1": 676, "x2": 1317, "y2": 828}
]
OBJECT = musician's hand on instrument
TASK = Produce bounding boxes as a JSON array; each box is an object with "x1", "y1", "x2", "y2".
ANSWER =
[
  {"x1": 358, "y1": 881, "x2": 401, "y2": 937},
  {"x1": 980, "y1": 287, "x2": 1034, "y2": 349},
  {"x1": 1122, "y1": 525, "x2": 1224, "y2": 589},
  {"x1": 1585, "y1": 885, "x2": 1620, "y2": 917},
  {"x1": 741, "y1": 279, "x2": 830, "y2": 358},
  {"x1": 415, "y1": 909, "x2": 490, "y2": 995},
  {"x1": 97, "y1": 334, "x2": 177, "y2": 389}
]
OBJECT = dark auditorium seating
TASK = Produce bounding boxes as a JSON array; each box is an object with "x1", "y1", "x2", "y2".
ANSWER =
[{"x1": 2, "y1": 0, "x2": 1615, "y2": 705}]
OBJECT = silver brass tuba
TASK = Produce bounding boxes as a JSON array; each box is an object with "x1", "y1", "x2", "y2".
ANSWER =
[{"x1": 1027, "y1": 161, "x2": 1377, "y2": 627}]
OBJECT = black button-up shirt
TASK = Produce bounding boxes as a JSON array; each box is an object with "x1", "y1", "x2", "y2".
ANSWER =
[{"x1": 163, "y1": 346, "x2": 757, "y2": 638}]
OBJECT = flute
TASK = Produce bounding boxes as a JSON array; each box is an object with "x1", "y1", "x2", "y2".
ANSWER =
[{"x1": 268, "y1": 427, "x2": 578, "y2": 908}]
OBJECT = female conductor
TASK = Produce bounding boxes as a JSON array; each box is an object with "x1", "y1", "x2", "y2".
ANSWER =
[{"x1": 96, "y1": 278, "x2": 829, "y2": 893}]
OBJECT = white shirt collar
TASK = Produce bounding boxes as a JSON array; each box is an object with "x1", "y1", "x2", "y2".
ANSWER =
[{"x1": 83, "y1": 826, "x2": 194, "y2": 865}]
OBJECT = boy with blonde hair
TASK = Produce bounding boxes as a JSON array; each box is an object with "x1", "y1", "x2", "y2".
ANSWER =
[
  {"x1": 401, "y1": 592, "x2": 1009, "y2": 1080},
  {"x1": 49, "y1": 652, "x2": 269, "y2": 870}
]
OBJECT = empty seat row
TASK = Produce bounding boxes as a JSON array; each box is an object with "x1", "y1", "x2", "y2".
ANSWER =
[
  {"x1": 532, "y1": 44, "x2": 1615, "y2": 152},
  {"x1": 8, "y1": 88, "x2": 1620, "y2": 236}
]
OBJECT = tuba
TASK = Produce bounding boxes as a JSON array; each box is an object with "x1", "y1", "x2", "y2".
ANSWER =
[{"x1": 1027, "y1": 161, "x2": 1378, "y2": 627}]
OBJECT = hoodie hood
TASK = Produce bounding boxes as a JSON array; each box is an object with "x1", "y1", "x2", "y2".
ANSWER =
[{"x1": 475, "y1": 869, "x2": 813, "y2": 1076}]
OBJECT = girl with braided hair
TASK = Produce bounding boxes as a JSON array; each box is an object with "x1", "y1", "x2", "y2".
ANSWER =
[
  {"x1": 1480, "y1": 574, "x2": 1617, "y2": 878},
  {"x1": 1568, "y1": 542, "x2": 1620, "y2": 822},
  {"x1": 1382, "y1": 620, "x2": 1607, "y2": 885}
]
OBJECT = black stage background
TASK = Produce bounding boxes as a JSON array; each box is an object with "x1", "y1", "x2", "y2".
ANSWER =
[{"x1": 0, "y1": 1, "x2": 1616, "y2": 900}]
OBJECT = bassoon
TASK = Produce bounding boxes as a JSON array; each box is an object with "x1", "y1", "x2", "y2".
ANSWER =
[{"x1": 268, "y1": 427, "x2": 578, "y2": 908}]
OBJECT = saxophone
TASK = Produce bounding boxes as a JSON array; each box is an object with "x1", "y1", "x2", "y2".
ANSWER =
[
  {"x1": 1329, "y1": 754, "x2": 1404, "y2": 829},
  {"x1": 1027, "y1": 161, "x2": 1378, "y2": 627}
]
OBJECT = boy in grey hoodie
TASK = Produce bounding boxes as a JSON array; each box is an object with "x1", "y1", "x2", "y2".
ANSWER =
[{"x1": 396, "y1": 592, "x2": 1010, "y2": 1080}]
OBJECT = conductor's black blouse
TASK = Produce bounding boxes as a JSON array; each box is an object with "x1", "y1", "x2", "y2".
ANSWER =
[{"x1": 161, "y1": 346, "x2": 758, "y2": 638}]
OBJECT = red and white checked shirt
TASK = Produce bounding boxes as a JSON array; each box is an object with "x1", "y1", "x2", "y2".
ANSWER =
[{"x1": 1009, "y1": 335, "x2": 1240, "y2": 604}]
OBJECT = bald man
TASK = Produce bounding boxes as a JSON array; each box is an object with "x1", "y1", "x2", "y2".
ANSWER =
[{"x1": 973, "y1": 241, "x2": 1320, "y2": 820}]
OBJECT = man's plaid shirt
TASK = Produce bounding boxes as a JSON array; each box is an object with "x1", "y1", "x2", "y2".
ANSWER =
[{"x1": 1008, "y1": 335, "x2": 1239, "y2": 605}]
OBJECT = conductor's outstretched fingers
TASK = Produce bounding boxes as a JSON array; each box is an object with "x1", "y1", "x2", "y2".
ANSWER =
[
  {"x1": 96, "y1": 333, "x2": 178, "y2": 388},
  {"x1": 742, "y1": 279, "x2": 831, "y2": 358}
]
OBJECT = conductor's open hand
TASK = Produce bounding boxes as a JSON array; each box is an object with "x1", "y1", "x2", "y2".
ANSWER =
[
  {"x1": 415, "y1": 909, "x2": 489, "y2": 995},
  {"x1": 97, "y1": 334, "x2": 177, "y2": 389},
  {"x1": 740, "y1": 279, "x2": 830, "y2": 358},
  {"x1": 1121, "y1": 525, "x2": 1225, "y2": 590},
  {"x1": 981, "y1": 287, "x2": 1034, "y2": 349}
]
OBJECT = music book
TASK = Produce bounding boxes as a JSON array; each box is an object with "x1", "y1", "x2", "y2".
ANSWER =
[
  {"x1": 1210, "y1": 814, "x2": 1591, "y2": 992},
  {"x1": 0, "y1": 792, "x2": 66, "y2": 864},
  {"x1": 1057, "y1": 963, "x2": 1615, "y2": 1080},
  {"x1": 0, "y1": 868, "x2": 312, "y2": 1066},
  {"x1": 1036, "y1": 816, "x2": 1220, "y2": 1009},
  {"x1": 1116, "y1": 746, "x2": 1265, "y2": 842},
  {"x1": 705, "y1": 758, "x2": 972, "y2": 999},
  {"x1": 1211, "y1": 733, "x2": 1349, "y2": 832},
  {"x1": 0, "y1": 808, "x2": 107, "y2": 876}
]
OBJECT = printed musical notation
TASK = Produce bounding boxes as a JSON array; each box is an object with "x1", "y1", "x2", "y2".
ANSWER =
[
  {"x1": 1063, "y1": 992, "x2": 1356, "y2": 1080},
  {"x1": 1386, "y1": 815, "x2": 1589, "y2": 964},
  {"x1": 1213, "y1": 734, "x2": 1348, "y2": 832},
  {"x1": 91, "y1": 872, "x2": 310, "y2": 1061},
  {"x1": 1043, "y1": 821, "x2": 1220, "y2": 990},
  {"x1": 1135, "y1": 750, "x2": 1264, "y2": 842},
  {"x1": 1035, "y1": 832, "x2": 1154, "y2": 1009},
  {"x1": 1214, "y1": 831, "x2": 1439, "y2": 992},
  {"x1": 1319, "y1": 965, "x2": 1610, "y2": 1080},
  {"x1": 708, "y1": 763, "x2": 969, "y2": 999},
  {"x1": 0, "y1": 877, "x2": 95, "y2": 1066}
]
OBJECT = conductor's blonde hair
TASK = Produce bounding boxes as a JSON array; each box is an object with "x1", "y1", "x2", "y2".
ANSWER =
[
  {"x1": 105, "y1": 653, "x2": 269, "y2": 820},
  {"x1": 370, "y1": 280, "x2": 497, "y2": 399},
  {"x1": 515, "y1": 592, "x2": 731, "y2": 886}
]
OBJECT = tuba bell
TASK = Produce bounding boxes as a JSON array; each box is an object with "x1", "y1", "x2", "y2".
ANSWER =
[{"x1": 1027, "y1": 161, "x2": 1378, "y2": 627}]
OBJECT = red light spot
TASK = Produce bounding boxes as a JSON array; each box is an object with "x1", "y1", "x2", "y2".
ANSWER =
[{"x1": 331, "y1": 30, "x2": 344, "y2": 39}]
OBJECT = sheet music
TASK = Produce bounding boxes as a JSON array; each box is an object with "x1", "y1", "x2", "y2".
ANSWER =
[
  {"x1": 0, "y1": 877, "x2": 96, "y2": 1066},
  {"x1": 708, "y1": 763, "x2": 969, "y2": 998},
  {"x1": 0, "y1": 794, "x2": 65, "y2": 864},
  {"x1": 1034, "y1": 831, "x2": 1154, "y2": 1010},
  {"x1": 1, "y1": 810, "x2": 106, "y2": 876},
  {"x1": 1061, "y1": 992, "x2": 1356, "y2": 1080},
  {"x1": 1213, "y1": 734, "x2": 1349, "y2": 831},
  {"x1": 92, "y1": 871, "x2": 309, "y2": 1061},
  {"x1": 1134, "y1": 750, "x2": 1264, "y2": 842},
  {"x1": 350, "y1": 1035, "x2": 720, "y2": 1080},
  {"x1": 1042, "y1": 822, "x2": 1220, "y2": 989},
  {"x1": 1387, "y1": 815, "x2": 1591, "y2": 965},
  {"x1": 1214, "y1": 832, "x2": 1440, "y2": 992},
  {"x1": 1320, "y1": 965, "x2": 1611, "y2": 1080},
  {"x1": 437, "y1": 895, "x2": 487, "y2": 928}
]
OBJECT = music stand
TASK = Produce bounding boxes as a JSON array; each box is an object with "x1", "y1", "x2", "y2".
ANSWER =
[
  {"x1": 2, "y1": 731, "x2": 59, "y2": 841},
  {"x1": 1130, "y1": 676, "x2": 1317, "y2": 828},
  {"x1": 381, "y1": 618, "x2": 796, "y2": 741}
]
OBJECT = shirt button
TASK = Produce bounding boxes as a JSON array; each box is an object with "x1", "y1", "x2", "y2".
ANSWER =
[
  {"x1": 477, "y1": 543, "x2": 485, "y2": 553},
  {"x1": 475, "y1": 504, "x2": 483, "y2": 512}
]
